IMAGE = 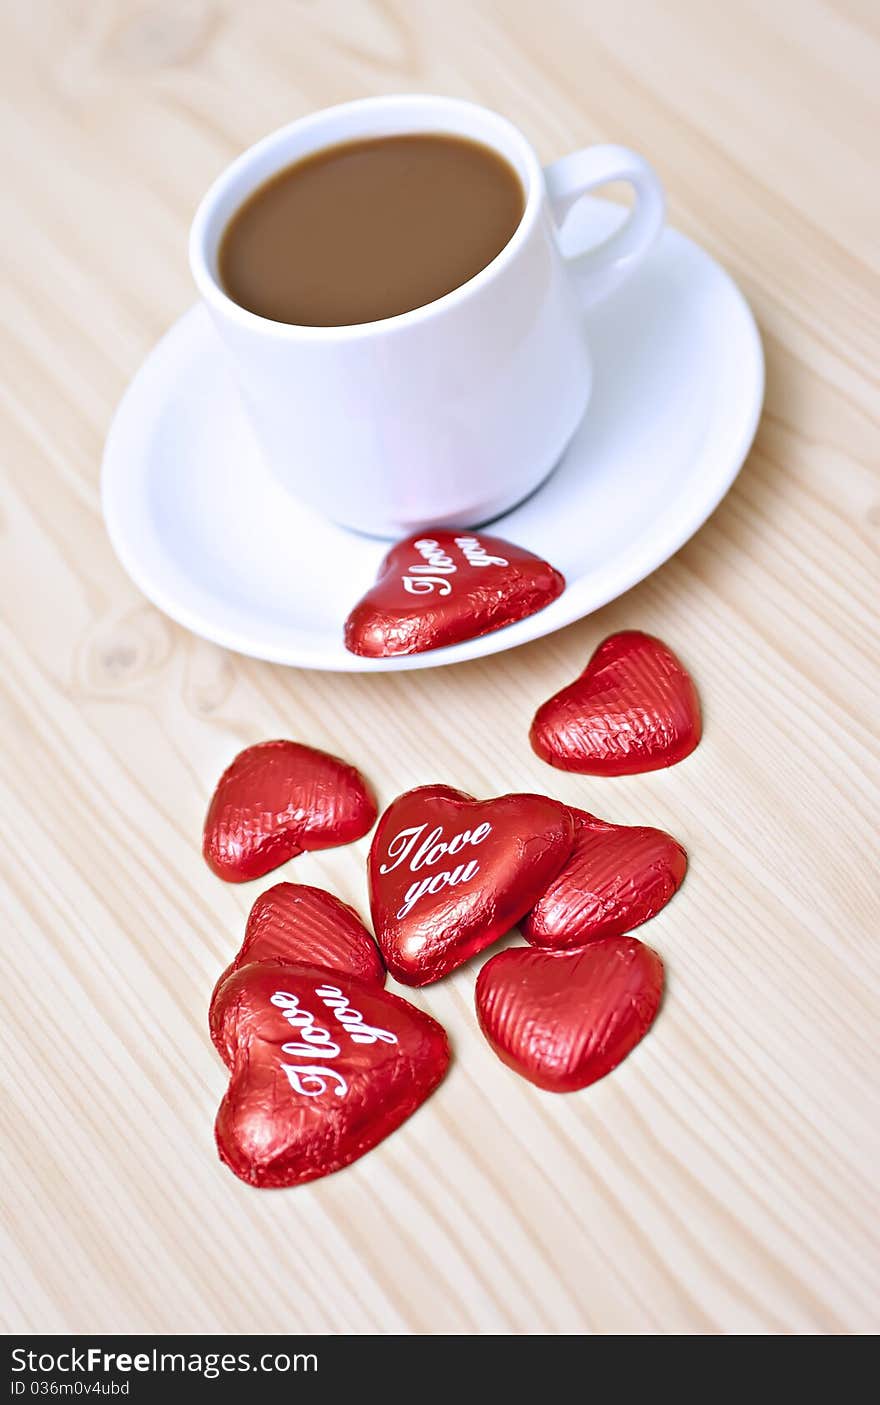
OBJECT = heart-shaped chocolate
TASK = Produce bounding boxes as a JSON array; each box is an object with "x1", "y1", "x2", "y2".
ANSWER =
[
  {"x1": 203, "y1": 739, "x2": 377, "y2": 882},
  {"x1": 214, "y1": 962, "x2": 449, "y2": 1187},
  {"x1": 344, "y1": 530, "x2": 565, "y2": 657},
  {"x1": 522, "y1": 807, "x2": 687, "y2": 947},
  {"x1": 368, "y1": 784, "x2": 575, "y2": 986},
  {"x1": 476, "y1": 938, "x2": 664, "y2": 1092},
  {"x1": 530, "y1": 631, "x2": 702, "y2": 775},
  {"x1": 209, "y1": 883, "x2": 385, "y2": 1057}
]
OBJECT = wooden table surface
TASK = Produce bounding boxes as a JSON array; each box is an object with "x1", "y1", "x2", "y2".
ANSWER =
[{"x1": 2, "y1": 0, "x2": 878, "y2": 1336}]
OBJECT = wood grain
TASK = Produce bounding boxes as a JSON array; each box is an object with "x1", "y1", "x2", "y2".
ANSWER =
[{"x1": 1, "y1": 0, "x2": 878, "y2": 1335}]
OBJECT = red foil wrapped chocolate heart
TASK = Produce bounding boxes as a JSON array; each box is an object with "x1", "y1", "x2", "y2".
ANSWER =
[
  {"x1": 522, "y1": 807, "x2": 687, "y2": 948},
  {"x1": 368, "y1": 784, "x2": 575, "y2": 986},
  {"x1": 214, "y1": 962, "x2": 449, "y2": 1187},
  {"x1": 209, "y1": 883, "x2": 385, "y2": 1056},
  {"x1": 203, "y1": 739, "x2": 377, "y2": 882},
  {"x1": 476, "y1": 938, "x2": 664, "y2": 1093},
  {"x1": 530, "y1": 631, "x2": 702, "y2": 775},
  {"x1": 344, "y1": 530, "x2": 565, "y2": 657}
]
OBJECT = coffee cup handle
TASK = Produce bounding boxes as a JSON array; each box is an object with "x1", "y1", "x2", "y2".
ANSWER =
[{"x1": 544, "y1": 144, "x2": 665, "y2": 306}]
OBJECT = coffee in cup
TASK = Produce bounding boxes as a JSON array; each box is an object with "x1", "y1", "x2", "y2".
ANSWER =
[{"x1": 219, "y1": 134, "x2": 525, "y2": 328}]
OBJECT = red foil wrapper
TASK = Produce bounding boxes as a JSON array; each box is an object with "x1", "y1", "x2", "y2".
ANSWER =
[
  {"x1": 368, "y1": 784, "x2": 575, "y2": 986},
  {"x1": 214, "y1": 962, "x2": 449, "y2": 1188},
  {"x1": 522, "y1": 807, "x2": 687, "y2": 948},
  {"x1": 530, "y1": 631, "x2": 702, "y2": 775},
  {"x1": 344, "y1": 530, "x2": 565, "y2": 657},
  {"x1": 476, "y1": 938, "x2": 664, "y2": 1093},
  {"x1": 203, "y1": 739, "x2": 377, "y2": 882},
  {"x1": 209, "y1": 882, "x2": 385, "y2": 1057}
]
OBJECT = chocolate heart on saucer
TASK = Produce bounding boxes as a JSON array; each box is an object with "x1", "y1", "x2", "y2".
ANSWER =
[{"x1": 345, "y1": 531, "x2": 564, "y2": 657}]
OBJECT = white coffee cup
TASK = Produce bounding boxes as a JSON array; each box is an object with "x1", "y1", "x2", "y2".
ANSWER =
[{"x1": 190, "y1": 95, "x2": 664, "y2": 539}]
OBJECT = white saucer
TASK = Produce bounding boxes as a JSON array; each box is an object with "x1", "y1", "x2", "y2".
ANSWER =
[{"x1": 102, "y1": 199, "x2": 763, "y2": 672}]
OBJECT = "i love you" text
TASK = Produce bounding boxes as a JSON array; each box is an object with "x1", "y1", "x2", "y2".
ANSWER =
[
  {"x1": 270, "y1": 985, "x2": 397, "y2": 1101},
  {"x1": 379, "y1": 818, "x2": 493, "y2": 918},
  {"x1": 400, "y1": 536, "x2": 510, "y2": 597}
]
